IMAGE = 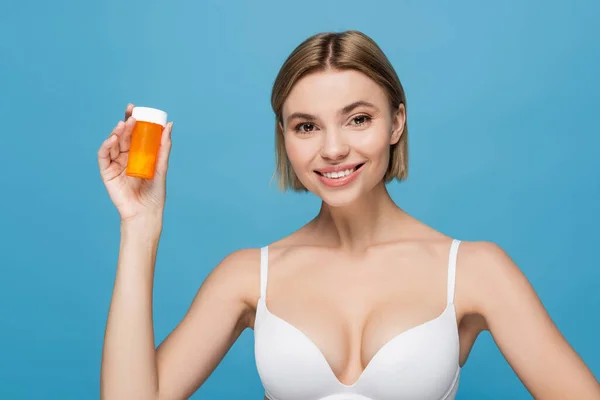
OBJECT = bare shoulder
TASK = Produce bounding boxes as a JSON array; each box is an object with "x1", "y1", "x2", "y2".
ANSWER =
[
  {"x1": 214, "y1": 247, "x2": 261, "y2": 273},
  {"x1": 202, "y1": 248, "x2": 262, "y2": 311},
  {"x1": 457, "y1": 240, "x2": 515, "y2": 275},
  {"x1": 456, "y1": 240, "x2": 533, "y2": 318},
  {"x1": 455, "y1": 241, "x2": 600, "y2": 397}
]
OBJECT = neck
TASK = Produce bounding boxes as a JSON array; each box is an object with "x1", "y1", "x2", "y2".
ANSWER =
[{"x1": 312, "y1": 182, "x2": 407, "y2": 252}]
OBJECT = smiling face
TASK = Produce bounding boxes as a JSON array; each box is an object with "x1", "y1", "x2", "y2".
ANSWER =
[{"x1": 280, "y1": 69, "x2": 406, "y2": 207}]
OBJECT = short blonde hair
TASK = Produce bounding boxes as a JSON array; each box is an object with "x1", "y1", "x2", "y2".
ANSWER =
[{"x1": 271, "y1": 30, "x2": 409, "y2": 191}]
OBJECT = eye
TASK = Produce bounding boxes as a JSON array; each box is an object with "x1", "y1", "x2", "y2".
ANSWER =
[
  {"x1": 349, "y1": 114, "x2": 371, "y2": 126},
  {"x1": 295, "y1": 122, "x2": 317, "y2": 133}
]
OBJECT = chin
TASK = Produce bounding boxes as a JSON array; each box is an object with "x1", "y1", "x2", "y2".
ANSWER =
[
  {"x1": 320, "y1": 192, "x2": 362, "y2": 208},
  {"x1": 309, "y1": 180, "x2": 368, "y2": 208}
]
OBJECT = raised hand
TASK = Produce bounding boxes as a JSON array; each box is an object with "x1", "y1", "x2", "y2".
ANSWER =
[{"x1": 98, "y1": 103, "x2": 173, "y2": 223}]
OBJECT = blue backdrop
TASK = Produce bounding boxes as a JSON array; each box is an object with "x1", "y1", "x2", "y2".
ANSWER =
[{"x1": 1, "y1": 0, "x2": 598, "y2": 398}]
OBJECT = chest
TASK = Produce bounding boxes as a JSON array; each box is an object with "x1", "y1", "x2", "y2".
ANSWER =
[
  {"x1": 254, "y1": 296, "x2": 460, "y2": 400},
  {"x1": 256, "y1": 252, "x2": 456, "y2": 387}
]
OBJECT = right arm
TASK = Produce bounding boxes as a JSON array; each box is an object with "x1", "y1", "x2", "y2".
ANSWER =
[
  {"x1": 98, "y1": 104, "x2": 259, "y2": 400},
  {"x1": 154, "y1": 247, "x2": 258, "y2": 399},
  {"x1": 101, "y1": 222, "x2": 258, "y2": 400}
]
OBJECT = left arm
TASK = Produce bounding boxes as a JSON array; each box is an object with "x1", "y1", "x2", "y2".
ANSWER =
[{"x1": 464, "y1": 241, "x2": 600, "y2": 399}]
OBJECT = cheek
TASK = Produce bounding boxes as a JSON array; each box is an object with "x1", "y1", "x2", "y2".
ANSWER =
[
  {"x1": 350, "y1": 129, "x2": 391, "y2": 164},
  {"x1": 284, "y1": 136, "x2": 315, "y2": 172}
]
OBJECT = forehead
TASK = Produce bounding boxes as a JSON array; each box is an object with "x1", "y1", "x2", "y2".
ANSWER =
[{"x1": 282, "y1": 69, "x2": 388, "y2": 117}]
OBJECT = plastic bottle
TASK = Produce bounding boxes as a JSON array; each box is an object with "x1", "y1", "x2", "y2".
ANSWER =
[{"x1": 126, "y1": 107, "x2": 168, "y2": 179}]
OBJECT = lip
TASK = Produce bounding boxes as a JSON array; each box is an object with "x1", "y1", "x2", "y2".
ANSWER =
[
  {"x1": 314, "y1": 162, "x2": 364, "y2": 174},
  {"x1": 314, "y1": 162, "x2": 365, "y2": 188}
]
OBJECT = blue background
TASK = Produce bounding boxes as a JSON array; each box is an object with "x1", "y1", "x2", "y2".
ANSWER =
[{"x1": 1, "y1": 0, "x2": 598, "y2": 398}]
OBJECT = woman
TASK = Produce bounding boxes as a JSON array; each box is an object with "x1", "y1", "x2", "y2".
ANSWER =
[{"x1": 98, "y1": 31, "x2": 599, "y2": 400}]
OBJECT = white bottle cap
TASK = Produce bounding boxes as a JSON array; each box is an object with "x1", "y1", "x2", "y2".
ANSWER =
[{"x1": 131, "y1": 106, "x2": 168, "y2": 127}]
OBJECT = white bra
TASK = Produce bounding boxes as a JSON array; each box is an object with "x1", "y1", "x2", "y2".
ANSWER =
[{"x1": 254, "y1": 239, "x2": 462, "y2": 400}]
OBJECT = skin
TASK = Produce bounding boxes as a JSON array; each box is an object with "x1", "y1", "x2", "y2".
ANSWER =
[{"x1": 99, "y1": 70, "x2": 600, "y2": 400}]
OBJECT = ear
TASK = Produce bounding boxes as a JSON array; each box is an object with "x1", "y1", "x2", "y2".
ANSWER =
[{"x1": 390, "y1": 103, "x2": 406, "y2": 145}]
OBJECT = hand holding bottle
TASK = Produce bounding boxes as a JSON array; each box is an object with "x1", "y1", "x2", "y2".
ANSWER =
[{"x1": 97, "y1": 104, "x2": 173, "y2": 223}]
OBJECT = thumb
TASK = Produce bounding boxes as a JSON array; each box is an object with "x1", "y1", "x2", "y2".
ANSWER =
[{"x1": 154, "y1": 122, "x2": 173, "y2": 179}]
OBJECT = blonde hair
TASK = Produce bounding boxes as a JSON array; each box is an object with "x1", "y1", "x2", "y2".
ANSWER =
[{"x1": 271, "y1": 30, "x2": 409, "y2": 191}]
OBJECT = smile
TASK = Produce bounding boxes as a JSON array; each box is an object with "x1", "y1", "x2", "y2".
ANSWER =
[{"x1": 314, "y1": 163, "x2": 365, "y2": 188}]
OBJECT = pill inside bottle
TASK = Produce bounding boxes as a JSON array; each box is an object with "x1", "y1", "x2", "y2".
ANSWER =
[{"x1": 126, "y1": 107, "x2": 168, "y2": 180}]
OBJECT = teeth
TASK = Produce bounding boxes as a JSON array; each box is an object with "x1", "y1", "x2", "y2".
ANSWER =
[{"x1": 323, "y1": 168, "x2": 354, "y2": 179}]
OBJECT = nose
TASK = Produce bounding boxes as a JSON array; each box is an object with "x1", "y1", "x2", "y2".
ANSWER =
[{"x1": 320, "y1": 129, "x2": 350, "y2": 161}]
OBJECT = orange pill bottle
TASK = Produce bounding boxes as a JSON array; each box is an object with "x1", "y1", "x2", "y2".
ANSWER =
[{"x1": 126, "y1": 107, "x2": 168, "y2": 179}]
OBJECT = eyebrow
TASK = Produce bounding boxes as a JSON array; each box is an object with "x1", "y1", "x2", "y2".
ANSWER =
[{"x1": 285, "y1": 100, "x2": 379, "y2": 125}]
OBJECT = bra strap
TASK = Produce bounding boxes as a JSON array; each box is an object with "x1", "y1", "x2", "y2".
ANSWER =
[
  {"x1": 260, "y1": 246, "x2": 269, "y2": 299},
  {"x1": 447, "y1": 239, "x2": 461, "y2": 305}
]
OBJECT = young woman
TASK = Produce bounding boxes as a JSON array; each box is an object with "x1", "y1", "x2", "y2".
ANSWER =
[{"x1": 98, "y1": 30, "x2": 600, "y2": 400}]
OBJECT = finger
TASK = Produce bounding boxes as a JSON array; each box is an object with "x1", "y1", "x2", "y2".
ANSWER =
[
  {"x1": 98, "y1": 134, "x2": 119, "y2": 172},
  {"x1": 155, "y1": 122, "x2": 173, "y2": 178},
  {"x1": 109, "y1": 137, "x2": 120, "y2": 160},
  {"x1": 124, "y1": 103, "x2": 134, "y2": 121},
  {"x1": 119, "y1": 116, "x2": 136, "y2": 152},
  {"x1": 108, "y1": 120, "x2": 125, "y2": 139},
  {"x1": 119, "y1": 116, "x2": 136, "y2": 153},
  {"x1": 104, "y1": 120, "x2": 125, "y2": 160}
]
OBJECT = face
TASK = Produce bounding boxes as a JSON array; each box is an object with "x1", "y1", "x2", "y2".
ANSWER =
[{"x1": 280, "y1": 69, "x2": 405, "y2": 207}]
